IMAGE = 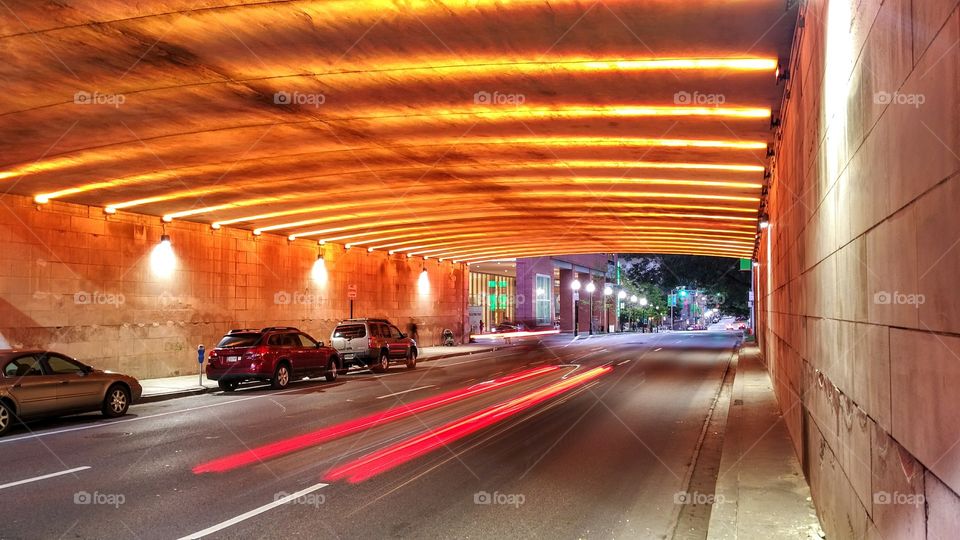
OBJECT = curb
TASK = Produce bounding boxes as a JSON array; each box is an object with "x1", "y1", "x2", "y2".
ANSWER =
[{"x1": 138, "y1": 345, "x2": 503, "y2": 404}]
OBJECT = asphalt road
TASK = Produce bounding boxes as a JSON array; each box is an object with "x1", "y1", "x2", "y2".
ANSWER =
[{"x1": 0, "y1": 331, "x2": 740, "y2": 540}]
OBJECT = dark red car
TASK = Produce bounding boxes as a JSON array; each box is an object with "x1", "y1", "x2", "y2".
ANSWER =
[{"x1": 206, "y1": 327, "x2": 340, "y2": 391}]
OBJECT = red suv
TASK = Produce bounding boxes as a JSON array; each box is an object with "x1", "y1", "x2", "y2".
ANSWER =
[{"x1": 206, "y1": 327, "x2": 340, "y2": 391}]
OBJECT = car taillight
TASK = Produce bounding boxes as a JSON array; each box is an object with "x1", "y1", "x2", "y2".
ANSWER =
[{"x1": 369, "y1": 337, "x2": 376, "y2": 349}]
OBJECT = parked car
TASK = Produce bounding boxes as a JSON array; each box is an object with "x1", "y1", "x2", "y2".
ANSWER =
[
  {"x1": 330, "y1": 318, "x2": 418, "y2": 372},
  {"x1": 492, "y1": 321, "x2": 527, "y2": 333},
  {"x1": 206, "y1": 327, "x2": 340, "y2": 391},
  {"x1": 0, "y1": 350, "x2": 142, "y2": 436}
]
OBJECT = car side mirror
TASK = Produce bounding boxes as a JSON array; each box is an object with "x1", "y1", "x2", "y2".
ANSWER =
[
  {"x1": 82, "y1": 365, "x2": 94, "y2": 375},
  {"x1": 399, "y1": 333, "x2": 406, "y2": 339},
  {"x1": 316, "y1": 342, "x2": 323, "y2": 348}
]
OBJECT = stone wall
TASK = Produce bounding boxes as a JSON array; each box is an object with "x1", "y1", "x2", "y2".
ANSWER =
[
  {"x1": 757, "y1": 0, "x2": 960, "y2": 537},
  {"x1": 0, "y1": 194, "x2": 468, "y2": 379}
]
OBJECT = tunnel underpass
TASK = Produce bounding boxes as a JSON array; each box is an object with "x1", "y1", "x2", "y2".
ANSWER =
[{"x1": 1, "y1": 1, "x2": 959, "y2": 538}]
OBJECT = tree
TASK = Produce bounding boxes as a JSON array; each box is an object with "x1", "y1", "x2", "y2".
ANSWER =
[{"x1": 621, "y1": 254, "x2": 751, "y2": 317}]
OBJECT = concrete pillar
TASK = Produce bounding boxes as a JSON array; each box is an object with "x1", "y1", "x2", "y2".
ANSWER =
[{"x1": 558, "y1": 268, "x2": 574, "y2": 332}]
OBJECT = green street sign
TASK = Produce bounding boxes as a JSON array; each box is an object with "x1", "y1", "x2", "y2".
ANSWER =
[
  {"x1": 668, "y1": 294, "x2": 677, "y2": 307},
  {"x1": 739, "y1": 258, "x2": 752, "y2": 271}
]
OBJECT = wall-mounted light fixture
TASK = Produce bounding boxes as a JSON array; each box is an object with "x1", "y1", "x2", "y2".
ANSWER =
[
  {"x1": 150, "y1": 233, "x2": 176, "y2": 278},
  {"x1": 417, "y1": 263, "x2": 430, "y2": 296},
  {"x1": 776, "y1": 61, "x2": 790, "y2": 83},
  {"x1": 311, "y1": 248, "x2": 328, "y2": 285}
]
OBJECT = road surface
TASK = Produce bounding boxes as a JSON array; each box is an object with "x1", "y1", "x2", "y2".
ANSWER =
[{"x1": 0, "y1": 331, "x2": 740, "y2": 539}]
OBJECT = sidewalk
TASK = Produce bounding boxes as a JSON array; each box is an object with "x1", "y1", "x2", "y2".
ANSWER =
[
  {"x1": 706, "y1": 344, "x2": 823, "y2": 539},
  {"x1": 139, "y1": 342, "x2": 503, "y2": 402}
]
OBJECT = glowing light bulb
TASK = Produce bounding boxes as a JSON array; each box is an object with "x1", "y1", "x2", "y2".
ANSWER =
[{"x1": 150, "y1": 235, "x2": 176, "y2": 278}]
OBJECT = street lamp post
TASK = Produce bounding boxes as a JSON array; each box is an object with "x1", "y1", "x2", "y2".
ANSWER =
[
  {"x1": 571, "y1": 279, "x2": 581, "y2": 337},
  {"x1": 586, "y1": 281, "x2": 596, "y2": 335},
  {"x1": 639, "y1": 297, "x2": 648, "y2": 333},
  {"x1": 603, "y1": 286, "x2": 613, "y2": 333},
  {"x1": 630, "y1": 295, "x2": 638, "y2": 331},
  {"x1": 617, "y1": 290, "x2": 627, "y2": 332}
]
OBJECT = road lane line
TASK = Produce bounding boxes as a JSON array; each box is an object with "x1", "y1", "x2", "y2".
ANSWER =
[
  {"x1": 177, "y1": 483, "x2": 328, "y2": 540},
  {"x1": 0, "y1": 466, "x2": 91, "y2": 490},
  {"x1": 376, "y1": 385, "x2": 437, "y2": 399},
  {"x1": 655, "y1": 347, "x2": 663, "y2": 351},
  {"x1": 0, "y1": 354, "x2": 504, "y2": 444}
]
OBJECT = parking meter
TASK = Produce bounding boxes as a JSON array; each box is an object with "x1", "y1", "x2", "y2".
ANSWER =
[{"x1": 197, "y1": 344, "x2": 205, "y2": 385}]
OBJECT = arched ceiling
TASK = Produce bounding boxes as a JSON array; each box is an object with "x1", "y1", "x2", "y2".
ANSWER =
[{"x1": 0, "y1": 0, "x2": 797, "y2": 262}]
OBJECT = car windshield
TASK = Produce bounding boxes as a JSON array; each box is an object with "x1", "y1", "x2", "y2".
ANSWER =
[
  {"x1": 216, "y1": 333, "x2": 262, "y2": 348},
  {"x1": 333, "y1": 325, "x2": 366, "y2": 339}
]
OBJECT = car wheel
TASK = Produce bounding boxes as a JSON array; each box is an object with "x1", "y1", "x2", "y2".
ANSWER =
[
  {"x1": 272, "y1": 363, "x2": 291, "y2": 389},
  {"x1": 102, "y1": 385, "x2": 130, "y2": 418},
  {"x1": 0, "y1": 401, "x2": 14, "y2": 436},
  {"x1": 405, "y1": 349, "x2": 417, "y2": 369},
  {"x1": 325, "y1": 358, "x2": 339, "y2": 382},
  {"x1": 218, "y1": 380, "x2": 237, "y2": 392},
  {"x1": 373, "y1": 351, "x2": 390, "y2": 373}
]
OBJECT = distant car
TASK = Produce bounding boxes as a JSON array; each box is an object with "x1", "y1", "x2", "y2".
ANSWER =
[
  {"x1": 206, "y1": 327, "x2": 340, "y2": 392},
  {"x1": 0, "y1": 350, "x2": 142, "y2": 436},
  {"x1": 330, "y1": 318, "x2": 418, "y2": 372},
  {"x1": 492, "y1": 321, "x2": 527, "y2": 333}
]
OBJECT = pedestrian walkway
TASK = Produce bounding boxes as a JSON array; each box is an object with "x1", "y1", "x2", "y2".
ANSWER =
[
  {"x1": 706, "y1": 344, "x2": 823, "y2": 539},
  {"x1": 140, "y1": 342, "x2": 502, "y2": 401}
]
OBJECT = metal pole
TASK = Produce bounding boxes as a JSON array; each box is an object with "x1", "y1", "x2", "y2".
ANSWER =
[
  {"x1": 573, "y1": 298, "x2": 579, "y2": 337},
  {"x1": 589, "y1": 292, "x2": 594, "y2": 335},
  {"x1": 350, "y1": 299, "x2": 354, "y2": 319}
]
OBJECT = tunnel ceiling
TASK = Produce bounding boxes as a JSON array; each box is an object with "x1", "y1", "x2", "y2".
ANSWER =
[{"x1": 0, "y1": 0, "x2": 796, "y2": 262}]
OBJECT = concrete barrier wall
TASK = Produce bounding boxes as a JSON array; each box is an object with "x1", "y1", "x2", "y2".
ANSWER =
[
  {"x1": 0, "y1": 194, "x2": 468, "y2": 379},
  {"x1": 757, "y1": 0, "x2": 960, "y2": 537}
]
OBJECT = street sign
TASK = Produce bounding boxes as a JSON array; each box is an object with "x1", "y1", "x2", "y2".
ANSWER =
[
  {"x1": 347, "y1": 290, "x2": 357, "y2": 299},
  {"x1": 668, "y1": 294, "x2": 677, "y2": 307},
  {"x1": 739, "y1": 258, "x2": 752, "y2": 271}
]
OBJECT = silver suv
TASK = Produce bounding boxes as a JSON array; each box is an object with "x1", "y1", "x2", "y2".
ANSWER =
[{"x1": 330, "y1": 318, "x2": 418, "y2": 372}]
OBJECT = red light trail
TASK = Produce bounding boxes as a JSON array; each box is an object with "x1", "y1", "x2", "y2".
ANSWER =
[
  {"x1": 193, "y1": 366, "x2": 559, "y2": 474},
  {"x1": 324, "y1": 365, "x2": 613, "y2": 483}
]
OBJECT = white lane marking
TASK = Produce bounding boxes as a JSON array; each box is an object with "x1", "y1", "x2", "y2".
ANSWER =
[
  {"x1": 0, "y1": 386, "x2": 309, "y2": 444},
  {"x1": 376, "y1": 385, "x2": 437, "y2": 399},
  {"x1": 0, "y1": 354, "x2": 500, "y2": 444},
  {"x1": 0, "y1": 466, "x2": 91, "y2": 490},
  {"x1": 178, "y1": 483, "x2": 328, "y2": 540},
  {"x1": 617, "y1": 359, "x2": 632, "y2": 366},
  {"x1": 654, "y1": 347, "x2": 663, "y2": 352}
]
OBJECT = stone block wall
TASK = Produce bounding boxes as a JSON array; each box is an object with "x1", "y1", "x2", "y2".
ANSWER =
[
  {"x1": 756, "y1": 0, "x2": 960, "y2": 537},
  {"x1": 0, "y1": 194, "x2": 468, "y2": 379}
]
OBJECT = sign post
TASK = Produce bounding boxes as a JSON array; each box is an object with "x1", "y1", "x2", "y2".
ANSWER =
[
  {"x1": 197, "y1": 344, "x2": 205, "y2": 386},
  {"x1": 347, "y1": 284, "x2": 357, "y2": 318}
]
